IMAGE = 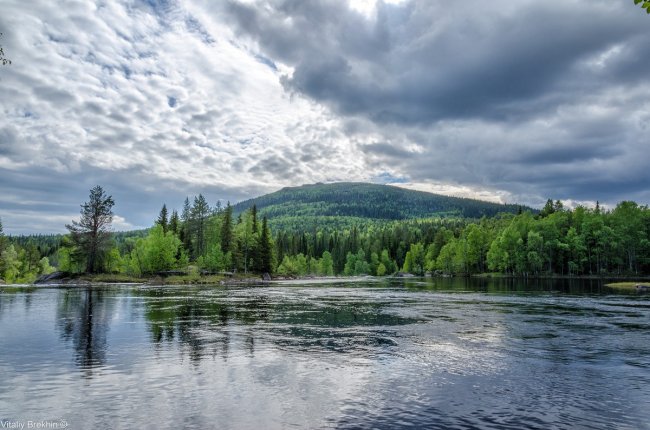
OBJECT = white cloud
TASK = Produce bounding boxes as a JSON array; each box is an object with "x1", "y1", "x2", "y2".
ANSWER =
[
  {"x1": 0, "y1": 0, "x2": 379, "y2": 233},
  {"x1": 391, "y1": 182, "x2": 513, "y2": 205},
  {"x1": 1, "y1": 0, "x2": 649, "y2": 234}
]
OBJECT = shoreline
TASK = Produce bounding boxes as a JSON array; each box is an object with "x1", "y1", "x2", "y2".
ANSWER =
[{"x1": 4, "y1": 271, "x2": 650, "y2": 288}]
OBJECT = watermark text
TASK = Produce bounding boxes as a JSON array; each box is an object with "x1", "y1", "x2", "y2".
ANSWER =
[{"x1": 0, "y1": 420, "x2": 68, "y2": 430}]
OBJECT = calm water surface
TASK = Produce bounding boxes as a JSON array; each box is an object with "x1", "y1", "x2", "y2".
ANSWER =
[{"x1": 1, "y1": 278, "x2": 649, "y2": 429}]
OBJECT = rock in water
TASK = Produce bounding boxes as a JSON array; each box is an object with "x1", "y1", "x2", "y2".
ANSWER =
[
  {"x1": 34, "y1": 271, "x2": 68, "y2": 284},
  {"x1": 262, "y1": 272, "x2": 272, "y2": 281}
]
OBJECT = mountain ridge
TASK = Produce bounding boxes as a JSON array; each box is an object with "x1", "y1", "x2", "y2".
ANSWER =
[{"x1": 232, "y1": 182, "x2": 531, "y2": 230}]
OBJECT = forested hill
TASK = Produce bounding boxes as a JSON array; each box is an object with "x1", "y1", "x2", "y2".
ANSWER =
[{"x1": 233, "y1": 182, "x2": 530, "y2": 228}]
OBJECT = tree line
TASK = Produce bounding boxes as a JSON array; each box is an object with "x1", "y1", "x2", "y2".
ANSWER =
[
  {"x1": 1, "y1": 187, "x2": 650, "y2": 283},
  {"x1": 52, "y1": 186, "x2": 274, "y2": 277},
  {"x1": 0, "y1": 218, "x2": 56, "y2": 283}
]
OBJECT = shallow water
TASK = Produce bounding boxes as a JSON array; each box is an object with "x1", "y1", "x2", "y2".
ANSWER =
[{"x1": 1, "y1": 278, "x2": 649, "y2": 429}]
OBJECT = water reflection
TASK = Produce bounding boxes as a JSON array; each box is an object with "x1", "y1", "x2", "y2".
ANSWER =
[
  {"x1": 400, "y1": 276, "x2": 609, "y2": 295},
  {"x1": 1, "y1": 279, "x2": 648, "y2": 429},
  {"x1": 137, "y1": 286, "x2": 420, "y2": 363},
  {"x1": 56, "y1": 288, "x2": 114, "y2": 376}
]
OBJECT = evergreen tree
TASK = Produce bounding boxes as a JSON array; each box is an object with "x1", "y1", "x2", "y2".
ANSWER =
[
  {"x1": 258, "y1": 216, "x2": 273, "y2": 274},
  {"x1": 251, "y1": 204, "x2": 258, "y2": 234},
  {"x1": 221, "y1": 202, "x2": 234, "y2": 254},
  {"x1": 169, "y1": 210, "x2": 180, "y2": 235},
  {"x1": 0, "y1": 216, "x2": 6, "y2": 253},
  {"x1": 539, "y1": 199, "x2": 556, "y2": 218},
  {"x1": 180, "y1": 197, "x2": 191, "y2": 254},
  {"x1": 157, "y1": 204, "x2": 169, "y2": 233},
  {"x1": 65, "y1": 186, "x2": 115, "y2": 273},
  {"x1": 191, "y1": 194, "x2": 210, "y2": 258}
]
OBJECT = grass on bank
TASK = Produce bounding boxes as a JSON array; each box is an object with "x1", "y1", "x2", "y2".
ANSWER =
[{"x1": 604, "y1": 282, "x2": 650, "y2": 290}]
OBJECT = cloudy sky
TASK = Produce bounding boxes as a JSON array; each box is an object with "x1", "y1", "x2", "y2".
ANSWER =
[{"x1": 1, "y1": 0, "x2": 649, "y2": 234}]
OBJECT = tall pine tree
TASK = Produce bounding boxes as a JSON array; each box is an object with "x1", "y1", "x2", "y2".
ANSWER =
[
  {"x1": 191, "y1": 194, "x2": 210, "y2": 258},
  {"x1": 221, "y1": 202, "x2": 233, "y2": 254},
  {"x1": 65, "y1": 186, "x2": 115, "y2": 273},
  {"x1": 157, "y1": 204, "x2": 169, "y2": 233},
  {"x1": 0, "y1": 216, "x2": 6, "y2": 254},
  {"x1": 180, "y1": 197, "x2": 192, "y2": 255},
  {"x1": 169, "y1": 210, "x2": 180, "y2": 235},
  {"x1": 251, "y1": 204, "x2": 258, "y2": 234},
  {"x1": 258, "y1": 216, "x2": 273, "y2": 274}
]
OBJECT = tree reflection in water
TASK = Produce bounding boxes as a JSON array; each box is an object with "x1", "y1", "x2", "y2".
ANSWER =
[
  {"x1": 138, "y1": 286, "x2": 414, "y2": 364},
  {"x1": 138, "y1": 288, "x2": 273, "y2": 363},
  {"x1": 56, "y1": 288, "x2": 114, "y2": 377}
]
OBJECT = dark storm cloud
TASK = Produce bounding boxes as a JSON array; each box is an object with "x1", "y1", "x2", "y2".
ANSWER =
[
  {"x1": 222, "y1": 0, "x2": 650, "y2": 206},
  {"x1": 224, "y1": 0, "x2": 648, "y2": 124},
  {"x1": 516, "y1": 144, "x2": 619, "y2": 165},
  {"x1": 361, "y1": 142, "x2": 411, "y2": 158}
]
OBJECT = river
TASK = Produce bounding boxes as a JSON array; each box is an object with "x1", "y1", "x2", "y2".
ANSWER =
[{"x1": 1, "y1": 278, "x2": 648, "y2": 429}]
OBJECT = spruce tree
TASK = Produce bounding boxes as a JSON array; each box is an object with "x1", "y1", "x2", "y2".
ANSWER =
[
  {"x1": 157, "y1": 204, "x2": 169, "y2": 233},
  {"x1": 221, "y1": 202, "x2": 233, "y2": 254},
  {"x1": 191, "y1": 194, "x2": 210, "y2": 258},
  {"x1": 251, "y1": 204, "x2": 258, "y2": 234},
  {"x1": 0, "y1": 216, "x2": 6, "y2": 255},
  {"x1": 180, "y1": 197, "x2": 192, "y2": 255},
  {"x1": 258, "y1": 216, "x2": 273, "y2": 274},
  {"x1": 169, "y1": 210, "x2": 180, "y2": 235}
]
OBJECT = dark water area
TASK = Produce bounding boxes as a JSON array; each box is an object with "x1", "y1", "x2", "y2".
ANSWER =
[{"x1": 1, "y1": 278, "x2": 649, "y2": 429}]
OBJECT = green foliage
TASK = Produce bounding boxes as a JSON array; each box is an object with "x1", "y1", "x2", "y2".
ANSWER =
[
  {"x1": 277, "y1": 253, "x2": 309, "y2": 277},
  {"x1": 169, "y1": 210, "x2": 180, "y2": 235},
  {"x1": 376, "y1": 262, "x2": 387, "y2": 276},
  {"x1": 39, "y1": 257, "x2": 55, "y2": 276},
  {"x1": 320, "y1": 251, "x2": 334, "y2": 276},
  {"x1": 189, "y1": 194, "x2": 211, "y2": 259},
  {"x1": 157, "y1": 204, "x2": 169, "y2": 233},
  {"x1": 380, "y1": 250, "x2": 397, "y2": 275},
  {"x1": 233, "y1": 182, "x2": 529, "y2": 232},
  {"x1": 11, "y1": 182, "x2": 650, "y2": 282},
  {"x1": 65, "y1": 185, "x2": 115, "y2": 273},
  {"x1": 200, "y1": 243, "x2": 227, "y2": 272},
  {"x1": 634, "y1": 0, "x2": 650, "y2": 14},
  {"x1": 221, "y1": 202, "x2": 234, "y2": 254},
  {"x1": 0, "y1": 241, "x2": 56, "y2": 283},
  {"x1": 1, "y1": 245, "x2": 20, "y2": 283},
  {"x1": 342, "y1": 249, "x2": 371, "y2": 275},
  {"x1": 402, "y1": 243, "x2": 425, "y2": 275},
  {"x1": 257, "y1": 217, "x2": 274, "y2": 273},
  {"x1": 127, "y1": 225, "x2": 182, "y2": 276}
]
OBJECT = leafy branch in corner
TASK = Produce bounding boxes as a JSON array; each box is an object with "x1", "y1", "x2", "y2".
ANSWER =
[
  {"x1": 634, "y1": 0, "x2": 650, "y2": 14},
  {"x1": 0, "y1": 33, "x2": 11, "y2": 66}
]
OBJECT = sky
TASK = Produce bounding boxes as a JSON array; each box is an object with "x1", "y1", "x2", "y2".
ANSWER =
[{"x1": 0, "y1": 0, "x2": 649, "y2": 234}]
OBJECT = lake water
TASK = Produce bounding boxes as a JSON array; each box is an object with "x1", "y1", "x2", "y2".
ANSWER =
[{"x1": 1, "y1": 278, "x2": 649, "y2": 429}]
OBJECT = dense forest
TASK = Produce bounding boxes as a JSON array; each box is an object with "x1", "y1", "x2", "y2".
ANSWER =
[
  {"x1": 1, "y1": 184, "x2": 649, "y2": 283},
  {"x1": 233, "y1": 182, "x2": 530, "y2": 231}
]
